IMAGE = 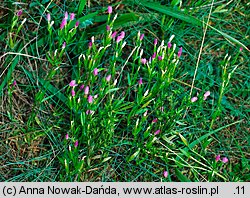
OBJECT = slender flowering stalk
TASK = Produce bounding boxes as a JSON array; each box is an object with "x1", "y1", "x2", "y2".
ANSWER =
[
  {"x1": 138, "y1": 77, "x2": 143, "y2": 85},
  {"x1": 107, "y1": 6, "x2": 112, "y2": 14},
  {"x1": 154, "y1": 129, "x2": 161, "y2": 135},
  {"x1": 141, "y1": 58, "x2": 147, "y2": 64},
  {"x1": 215, "y1": 155, "x2": 220, "y2": 162},
  {"x1": 222, "y1": 157, "x2": 228, "y2": 163},
  {"x1": 191, "y1": 96, "x2": 198, "y2": 102},
  {"x1": 84, "y1": 86, "x2": 89, "y2": 95},
  {"x1": 60, "y1": 18, "x2": 67, "y2": 29},
  {"x1": 106, "y1": 74, "x2": 111, "y2": 82},
  {"x1": 69, "y1": 80, "x2": 77, "y2": 87},
  {"x1": 88, "y1": 95, "x2": 93, "y2": 103},
  {"x1": 178, "y1": 47, "x2": 183, "y2": 58},
  {"x1": 93, "y1": 68, "x2": 98, "y2": 76},
  {"x1": 163, "y1": 171, "x2": 168, "y2": 178},
  {"x1": 70, "y1": 13, "x2": 75, "y2": 20},
  {"x1": 17, "y1": 10, "x2": 23, "y2": 17}
]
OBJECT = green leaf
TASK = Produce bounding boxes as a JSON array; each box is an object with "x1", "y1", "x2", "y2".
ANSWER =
[
  {"x1": 175, "y1": 169, "x2": 191, "y2": 182},
  {"x1": 128, "y1": 148, "x2": 141, "y2": 162},
  {"x1": 78, "y1": 0, "x2": 87, "y2": 15}
]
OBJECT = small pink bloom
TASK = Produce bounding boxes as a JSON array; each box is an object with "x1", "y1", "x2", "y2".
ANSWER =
[
  {"x1": 152, "y1": 52, "x2": 156, "y2": 59},
  {"x1": 120, "y1": 31, "x2": 125, "y2": 39},
  {"x1": 69, "y1": 80, "x2": 77, "y2": 87},
  {"x1": 93, "y1": 68, "x2": 98, "y2": 76},
  {"x1": 240, "y1": 47, "x2": 243, "y2": 52},
  {"x1": 152, "y1": 118, "x2": 158, "y2": 123},
  {"x1": 215, "y1": 155, "x2": 221, "y2": 162},
  {"x1": 178, "y1": 47, "x2": 183, "y2": 58},
  {"x1": 71, "y1": 89, "x2": 75, "y2": 97},
  {"x1": 167, "y1": 42, "x2": 172, "y2": 49},
  {"x1": 74, "y1": 140, "x2": 78, "y2": 147},
  {"x1": 86, "y1": 110, "x2": 94, "y2": 115},
  {"x1": 62, "y1": 42, "x2": 66, "y2": 49},
  {"x1": 140, "y1": 34, "x2": 144, "y2": 41},
  {"x1": 204, "y1": 91, "x2": 210, "y2": 97},
  {"x1": 70, "y1": 13, "x2": 75, "y2": 20},
  {"x1": 222, "y1": 157, "x2": 228, "y2": 163},
  {"x1": 13, "y1": 80, "x2": 17, "y2": 86},
  {"x1": 80, "y1": 84, "x2": 84, "y2": 90},
  {"x1": 163, "y1": 170, "x2": 168, "y2": 178},
  {"x1": 154, "y1": 129, "x2": 161, "y2": 135},
  {"x1": 106, "y1": 74, "x2": 111, "y2": 82},
  {"x1": 106, "y1": 25, "x2": 110, "y2": 31},
  {"x1": 65, "y1": 134, "x2": 69, "y2": 140},
  {"x1": 138, "y1": 77, "x2": 143, "y2": 85},
  {"x1": 84, "y1": 86, "x2": 89, "y2": 95},
  {"x1": 47, "y1": 13, "x2": 51, "y2": 22},
  {"x1": 75, "y1": 20, "x2": 80, "y2": 27},
  {"x1": 64, "y1": 12, "x2": 68, "y2": 19},
  {"x1": 111, "y1": 31, "x2": 117, "y2": 38},
  {"x1": 116, "y1": 36, "x2": 123, "y2": 43},
  {"x1": 88, "y1": 41, "x2": 92, "y2": 48},
  {"x1": 17, "y1": 10, "x2": 23, "y2": 17},
  {"x1": 154, "y1": 38, "x2": 158, "y2": 46},
  {"x1": 107, "y1": 6, "x2": 112, "y2": 14},
  {"x1": 158, "y1": 56, "x2": 163, "y2": 61},
  {"x1": 60, "y1": 18, "x2": 67, "y2": 29},
  {"x1": 88, "y1": 95, "x2": 93, "y2": 103},
  {"x1": 191, "y1": 96, "x2": 198, "y2": 102},
  {"x1": 141, "y1": 58, "x2": 147, "y2": 64}
]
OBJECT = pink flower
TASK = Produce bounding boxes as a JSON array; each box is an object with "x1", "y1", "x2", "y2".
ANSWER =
[
  {"x1": 86, "y1": 110, "x2": 94, "y2": 115},
  {"x1": 106, "y1": 25, "x2": 110, "y2": 31},
  {"x1": 60, "y1": 18, "x2": 67, "y2": 29},
  {"x1": 106, "y1": 74, "x2": 111, "y2": 82},
  {"x1": 138, "y1": 77, "x2": 143, "y2": 85},
  {"x1": 13, "y1": 80, "x2": 17, "y2": 86},
  {"x1": 88, "y1": 41, "x2": 92, "y2": 48},
  {"x1": 111, "y1": 31, "x2": 117, "y2": 38},
  {"x1": 152, "y1": 118, "x2": 158, "y2": 123},
  {"x1": 107, "y1": 6, "x2": 112, "y2": 14},
  {"x1": 65, "y1": 134, "x2": 69, "y2": 140},
  {"x1": 141, "y1": 58, "x2": 147, "y2": 64},
  {"x1": 222, "y1": 157, "x2": 228, "y2": 163},
  {"x1": 163, "y1": 170, "x2": 168, "y2": 178},
  {"x1": 152, "y1": 52, "x2": 156, "y2": 59},
  {"x1": 47, "y1": 13, "x2": 51, "y2": 22},
  {"x1": 84, "y1": 86, "x2": 89, "y2": 95},
  {"x1": 140, "y1": 34, "x2": 144, "y2": 41},
  {"x1": 17, "y1": 10, "x2": 23, "y2": 17},
  {"x1": 80, "y1": 84, "x2": 84, "y2": 90},
  {"x1": 203, "y1": 91, "x2": 210, "y2": 100},
  {"x1": 74, "y1": 140, "x2": 78, "y2": 147},
  {"x1": 69, "y1": 80, "x2": 77, "y2": 87},
  {"x1": 62, "y1": 42, "x2": 66, "y2": 49},
  {"x1": 93, "y1": 68, "x2": 98, "y2": 76},
  {"x1": 71, "y1": 89, "x2": 75, "y2": 97},
  {"x1": 120, "y1": 31, "x2": 125, "y2": 39},
  {"x1": 178, "y1": 47, "x2": 183, "y2": 58},
  {"x1": 154, "y1": 38, "x2": 158, "y2": 46},
  {"x1": 158, "y1": 56, "x2": 163, "y2": 61},
  {"x1": 215, "y1": 155, "x2": 220, "y2": 162},
  {"x1": 88, "y1": 95, "x2": 93, "y2": 103},
  {"x1": 167, "y1": 42, "x2": 172, "y2": 49},
  {"x1": 240, "y1": 47, "x2": 243, "y2": 52},
  {"x1": 75, "y1": 20, "x2": 80, "y2": 27},
  {"x1": 154, "y1": 129, "x2": 161, "y2": 135},
  {"x1": 64, "y1": 12, "x2": 68, "y2": 19},
  {"x1": 191, "y1": 96, "x2": 198, "y2": 102},
  {"x1": 70, "y1": 13, "x2": 75, "y2": 20}
]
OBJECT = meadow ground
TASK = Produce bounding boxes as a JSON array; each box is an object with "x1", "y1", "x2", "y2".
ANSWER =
[{"x1": 0, "y1": 0, "x2": 249, "y2": 181}]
